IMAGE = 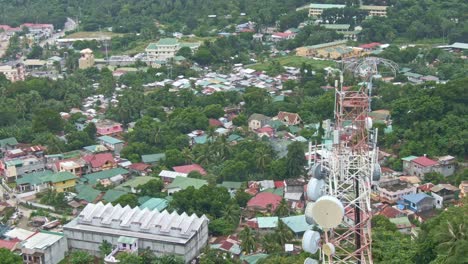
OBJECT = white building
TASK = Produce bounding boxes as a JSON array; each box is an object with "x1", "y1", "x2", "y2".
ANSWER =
[
  {"x1": 21, "y1": 231, "x2": 68, "y2": 264},
  {"x1": 145, "y1": 38, "x2": 200, "y2": 62},
  {"x1": 63, "y1": 202, "x2": 209, "y2": 263}
]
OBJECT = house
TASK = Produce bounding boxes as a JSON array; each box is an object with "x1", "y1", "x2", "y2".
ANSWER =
[
  {"x1": 218, "y1": 181, "x2": 243, "y2": 192},
  {"x1": 166, "y1": 176, "x2": 208, "y2": 195},
  {"x1": 247, "y1": 192, "x2": 282, "y2": 213},
  {"x1": 0, "y1": 155, "x2": 45, "y2": 182},
  {"x1": 95, "y1": 120, "x2": 123, "y2": 137},
  {"x1": 141, "y1": 153, "x2": 166, "y2": 165},
  {"x1": 83, "y1": 153, "x2": 116, "y2": 173},
  {"x1": 377, "y1": 205, "x2": 406, "y2": 219},
  {"x1": 102, "y1": 189, "x2": 128, "y2": 203},
  {"x1": 248, "y1": 114, "x2": 271, "y2": 131},
  {"x1": 83, "y1": 167, "x2": 129, "y2": 185},
  {"x1": 64, "y1": 202, "x2": 209, "y2": 263},
  {"x1": 280, "y1": 215, "x2": 313, "y2": 236},
  {"x1": 401, "y1": 193, "x2": 435, "y2": 213},
  {"x1": 430, "y1": 184, "x2": 460, "y2": 209},
  {"x1": 139, "y1": 198, "x2": 168, "y2": 211},
  {"x1": 256, "y1": 217, "x2": 279, "y2": 229},
  {"x1": 128, "y1": 163, "x2": 151, "y2": 176},
  {"x1": 74, "y1": 184, "x2": 102, "y2": 204},
  {"x1": 270, "y1": 32, "x2": 296, "y2": 42},
  {"x1": 389, "y1": 216, "x2": 412, "y2": 234},
  {"x1": 377, "y1": 178, "x2": 417, "y2": 203},
  {"x1": 145, "y1": 38, "x2": 200, "y2": 62},
  {"x1": 78, "y1": 48, "x2": 95, "y2": 69},
  {"x1": 15, "y1": 170, "x2": 53, "y2": 193},
  {"x1": 116, "y1": 176, "x2": 154, "y2": 194},
  {"x1": 21, "y1": 230, "x2": 68, "y2": 264},
  {"x1": 54, "y1": 158, "x2": 85, "y2": 177},
  {"x1": 0, "y1": 137, "x2": 18, "y2": 154},
  {"x1": 275, "y1": 111, "x2": 302, "y2": 126},
  {"x1": 173, "y1": 164, "x2": 207, "y2": 176},
  {"x1": 98, "y1": 136, "x2": 124, "y2": 155},
  {"x1": 46, "y1": 171, "x2": 77, "y2": 192},
  {"x1": 255, "y1": 126, "x2": 275, "y2": 138},
  {"x1": 403, "y1": 155, "x2": 455, "y2": 177},
  {"x1": 435, "y1": 155, "x2": 456, "y2": 177},
  {"x1": 158, "y1": 170, "x2": 188, "y2": 183},
  {"x1": 0, "y1": 63, "x2": 25, "y2": 82}
]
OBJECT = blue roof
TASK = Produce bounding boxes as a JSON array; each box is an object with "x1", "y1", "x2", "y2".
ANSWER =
[
  {"x1": 98, "y1": 136, "x2": 123, "y2": 145},
  {"x1": 139, "y1": 198, "x2": 168, "y2": 211},
  {"x1": 280, "y1": 215, "x2": 313, "y2": 233},
  {"x1": 402, "y1": 193, "x2": 431, "y2": 204}
]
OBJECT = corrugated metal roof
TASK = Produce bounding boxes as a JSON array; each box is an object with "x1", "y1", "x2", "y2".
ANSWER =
[
  {"x1": 141, "y1": 153, "x2": 166, "y2": 163},
  {"x1": 83, "y1": 168, "x2": 129, "y2": 183},
  {"x1": 257, "y1": 217, "x2": 278, "y2": 228},
  {"x1": 280, "y1": 215, "x2": 313, "y2": 233}
]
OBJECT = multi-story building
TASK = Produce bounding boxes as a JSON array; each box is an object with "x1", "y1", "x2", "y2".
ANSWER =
[
  {"x1": 430, "y1": 184, "x2": 460, "y2": 209},
  {"x1": 78, "y1": 48, "x2": 95, "y2": 69},
  {"x1": 359, "y1": 5, "x2": 388, "y2": 17},
  {"x1": 0, "y1": 155, "x2": 45, "y2": 182},
  {"x1": 145, "y1": 38, "x2": 200, "y2": 62},
  {"x1": 0, "y1": 63, "x2": 25, "y2": 82},
  {"x1": 306, "y1": 3, "x2": 387, "y2": 17},
  {"x1": 95, "y1": 119, "x2": 123, "y2": 137},
  {"x1": 63, "y1": 202, "x2": 209, "y2": 263},
  {"x1": 377, "y1": 178, "x2": 417, "y2": 203},
  {"x1": 20, "y1": 230, "x2": 68, "y2": 264},
  {"x1": 402, "y1": 155, "x2": 456, "y2": 177}
]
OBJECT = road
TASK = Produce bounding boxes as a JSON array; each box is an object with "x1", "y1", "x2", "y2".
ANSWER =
[{"x1": 40, "y1": 17, "x2": 77, "y2": 47}]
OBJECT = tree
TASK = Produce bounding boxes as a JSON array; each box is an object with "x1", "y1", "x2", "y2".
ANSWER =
[
  {"x1": 275, "y1": 220, "x2": 294, "y2": 246},
  {"x1": 0, "y1": 248, "x2": 22, "y2": 264},
  {"x1": 235, "y1": 190, "x2": 252, "y2": 207},
  {"x1": 254, "y1": 146, "x2": 272, "y2": 175},
  {"x1": 222, "y1": 202, "x2": 241, "y2": 225},
  {"x1": 240, "y1": 227, "x2": 257, "y2": 254},
  {"x1": 112, "y1": 194, "x2": 139, "y2": 207},
  {"x1": 275, "y1": 199, "x2": 289, "y2": 217},
  {"x1": 99, "y1": 240, "x2": 113, "y2": 258},
  {"x1": 163, "y1": 149, "x2": 185, "y2": 167},
  {"x1": 203, "y1": 104, "x2": 225, "y2": 119},
  {"x1": 261, "y1": 233, "x2": 282, "y2": 253},
  {"x1": 32, "y1": 109, "x2": 64, "y2": 133},
  {"x1": 136, "y1": 179, "x2": 164, "y2": 197},
  {"x1": 69, "y1": 251, "x2": 94, "y2": 264},
  {"x1": 285, "y1": 142, "x2": 306, "y2": 178},
  {"x1": 27, "y1": 44, "x2": 43, "y2": 59},
  {"x1": 117, "y1": 252, "x2": 142, "y2": 264}
]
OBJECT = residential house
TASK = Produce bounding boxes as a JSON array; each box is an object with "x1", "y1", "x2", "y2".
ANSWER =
[
  {"x1": 78, "y1": 48, "x2": 95, "y2": 69},
  {"x1": 0, "y1": 63, "x2": 25, "y2": 82},
  {"x1": 145, "y1": 38, "x2": 200, "y2": 62},
  {"x1": 83, "y1": 153, "x2": 116, "y2": 173},
  {"x1": 139, "y1": 198, "x2": 168, "y2": 211},
  {"x1": 401, "y1": 193, "x2": 435, "y2": 213},
  {"x1": 0, "y1": 155, "x2": 45, "y2": 182},
  {"x1": 83, "y1": 168, "x2": 129, "y2": 186},
  {"x1": 256, "y1": 217, "x2": 279, "y2": 230},
  {"x1": 270, "y1": 32, "x2": 296, "y2": 42},
  {"x1": 64, "y1": 202, "x2": 209, "y2": 263},
  {"x1": 435, "y1": 155, "x2": 456, "y2": 177},
  {"x1": 54, "y1": 158, "x2": 85, "y2": 177},
  {"x1": 95, "y1": 120, "x2": 123, "y2": 137},
  {"x1": 430, "y1": 184, "x2": 460, "y2": 209},
  {"x1": 15, "y1": 170, "x2": 53, "y2": 193},
  {"x1": 98, "y1": 136, "x2": 124, "y2": 155},
  {"x1": 116, "y1": 176, "x2": 154, "y2": 193},
  {"x1": 0, "y1": 137, "x2": 18, "y2": 155},
  {"x1": 173, "y1": 164, "x2": 207, "y2": 176},
  {"x1": 74, "y1": 184, "x2": 102, "y2": 204},
  {"x1": 248, "y1": 114, "x2": 271, "y2": 131},
  {"x1": 46, "y1": 172, "x2": 77, "y2": 192},
  {"x1": 403, "y1": 155, "x2": 455, "y2": 177},
  {"x1": 128, "y1": 163, "x2": 151, "y2": 176},
  {"x1": 389, "y1": 216, "x2": 412, "y2": 234},
  {"x1": 377, "y1": 178, "x2": 417, "y2": 203},
  {"x1": 377, "y1": 205, "x2": 406, "y2": 219},
  {"x1": 280, "y1": 215, "x2": 313, "y2": 236},
  {"x1": 166, "y1": 176, "x2": 208, "y2": 195},
  {"x1": 218, "y1": 181, "x2": 243, "y2": 193},
  {"x1": 247, "y1": 192, "x2": 282, "y2": 214},
  {"x1": 21, "y1": 230, "x2": 68, "y2": 264},
  {"x1": 275, "y1": 111, "x2": 302, "y2": 126},
  {"x1": 158, "y1": 170, "x2": 188, "y2": 183}
]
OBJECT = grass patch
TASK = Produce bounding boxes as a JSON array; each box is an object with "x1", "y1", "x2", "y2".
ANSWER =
[
  {"x1": 63, "y1": 31, "x2": 124, "y2": 39},
  {"x1": 392, "y1": 37, "x2": 448, "y2": 46},
  {"x1": 248, "y1": 55, "x2": 336, "y2": 71}
]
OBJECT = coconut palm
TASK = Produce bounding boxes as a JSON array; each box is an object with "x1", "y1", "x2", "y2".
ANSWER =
[
  {"x1": 261, "y1": 233, "x2": 282, "y2": 253},
  {"x1": 254, "y1": 146, "x2": 271, "y2": 175},
  {"x1": 222, "y1": 203, "x2": 241, "y2": 224},
  {"x1": 275, "y1": 199, "x2": 289, "y2": 217},
  {"x1": 435, "y1": 220, "x2": 467, "y2": 263},
  {"x1": 275, "y1": 220, "x2": 294, "y2": 246},
  {"x1": 181, "y1": 147, "x2": 194, "y2": 164},
  {"x1": 240, "y1": 227, "x2": 257, "y2": 254}
]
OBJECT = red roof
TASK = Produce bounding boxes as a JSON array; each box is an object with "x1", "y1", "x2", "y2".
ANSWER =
[
  {"x1": 173, "y1": 164, "x2": 207, "y2": 175},
  {"x1": 0, "y1": 238, "x2": 20, "y2": 251},
  {"x1": 379, "y1": 205, "x2": 404, "y2": 219},
  {"x1": 128, "y1": 163, "x2": 150, "y2": 171},
  {"x1": 359, "y1": 42, "x2": 381, "y2": 49},
  {"x1": 277, "y1": 111, "x2": 301, "y2": 125},
  {"x1": 83, "y1": 153, "x2": 115, "y2": 168},
  {"x1": 245, "y1": 188, "x2": 258, "y2": 196},
  {"x1": 272, "y1": 32, "x2": 294, "y2": 38},
  {"x1": 209, "y1": 119, "x2": 224, "y2": 127},
  {"x1": 418, "y1": 183, "x2": 435, "y2": 192},
  {"x1": 412, "y1": 156, "x2": 438, "y2": 167},
  {"x1": 274, "y1": 181, "x2": 285, "y2": 188},
  {"x1": 247, "y1": 192, "x2": 282, "y2": 211},
  {"x1": 21, "y1": 23, "x2": 53, "y2": 29}
]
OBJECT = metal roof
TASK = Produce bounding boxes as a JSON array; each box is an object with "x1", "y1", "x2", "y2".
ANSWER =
[
  {"x1": 280, "y1": 215, "x2": 313, "y2": 233},
  {"x1": 141, "y1": 153, "x2": 166, "y2": 163},
  {"x1": 21, "y1": 231, "x2": 63, "y2": 250},
  {"x1": 98, "y1": 135, "x2": 123, "y2": 145},
  {"x1": 140, "y1": 198, "x2": 168, "y2": 211},
  {"x1": 83, "y1": 168, "x2": 129, "y2": 183},
  {"x1": 158, "y1": 170, "x2": 188, "y2": 179},
  {"x1": 257, "y1": 217, "x2": 279, "y2": 229}
]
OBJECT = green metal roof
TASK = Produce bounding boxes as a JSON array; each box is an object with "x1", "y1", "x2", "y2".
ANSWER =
[
  {"x1": 141, "y1": 153, "x2": 165, "y2": 163},
  {"x1": 103, "y1": 189, "x2": 128, "y2": 203},
  {"x1": 98, "y1": 136, "x2": 123, "y2": 145},
  {"x1": 5, "y1": 159, "x2": 23, "y2": 166},
  {"x1": 227, "y1": 134, "x2": 243, "y2": 142},
  {"x1": 0, "y1": 137, "x2": 18, "y2": 148},
  {"x1": 157, "y1": 38, "x2": 178, "y2": 45},
  {"x1": 117, "y1": 236, "x2": 137, "y2": 244},
  {"x1": 167, "y1": 176, "x2": 207, "y2": 190},
  {"x1": 140, "y1": 198, "x2": 168, "y2": 211},
  {"x1": 75, "y1": 184, "x2": 101, "y2": 203},
  {"x1": 280, "y1": 215, "x2": 313, "y2": 233},
  {"x1": 44, "y1": 172, "x2": 76, "y2": 183},
  {"x1": 306, "y1": 40, "x2": 347, "y2": 49},
  {"x1": 257, "y1": 217, "x2": 278, "y2": 228},
  {"x1": 84, "y1": 168, "x2": 129, "y2": 184},
  {"x1": 289, "y1": 126, "x2": 301, "y2": 134},
  {"x1": 218, "y1": 181, "x2": 243, "y2": 190},
  {"x1": 262, "y1": 188, "x2": 284, "y2": 196},
  {"x1": 138, "y1": 196, "x2": 152, "y2": 205},
  {"x1": 240, "y1": 254, "x2": 269, "y2": 264},
  {"x1": 117, "y1": 176, "x2": 154, "y2": 189},
  {"x1": 389, "y1": 216, "x2": 412, "y2": 227},
  {"x1": 16, "y1": 170, "x2": 53, "y2": 185},
  {"x1": 401, "y1": 155, "x2": 418, "y2": 162}
]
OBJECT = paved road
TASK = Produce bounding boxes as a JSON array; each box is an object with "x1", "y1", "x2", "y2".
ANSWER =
[{"x1": 40, "y1": 17, "x2": 77, "y2": 47}]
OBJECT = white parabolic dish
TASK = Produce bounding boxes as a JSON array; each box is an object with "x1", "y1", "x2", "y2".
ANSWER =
[
  {"x1": 307, "y1": 178, "x2": 326, "y2": 201},
  {"x1": 304, "y1": 202, "x2": 316, "y2": 225},
  {"x1": 302, "y1": 229, "x2": 321, "y2": 254},
  {"x1": 311, "y1": 195, "x2": 344, "y2": 229},
  {"x1": 304, "y1": 257, "x2": 319, "y2": 264}
]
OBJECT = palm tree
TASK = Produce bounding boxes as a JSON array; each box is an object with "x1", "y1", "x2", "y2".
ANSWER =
[
  {"x1": 240, "y1": 227, "x2": 257, "y2": 254},
  {"x1": 435, "y1": 220, "x2": 467, "y2": 262},
  {"x1": 275, "y1": 199, "x2": 289, "y2": 217},
  {"x1": 223, "y1": 203, "x2": 241, "y2": 225},
  {"x1": 254, "y1": 146, "x2": 271, "y2": 175},
  {"x1": 181, "y1": 147, "x2": 194, "y2": 164},
  {"x1": 275, "y1": 220, "x2": 294, "y2": 246},
  {"x1": 261, "y1": 233, "x2": 281, "y2": 253},
  {"x1": 196, "y1": 145, "x2": 211, "y2": 167}
]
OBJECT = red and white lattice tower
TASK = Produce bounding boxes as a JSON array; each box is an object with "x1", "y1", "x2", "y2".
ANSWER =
[{"x1": 305, "y1": 57, "x2": 398, "y2": 264}]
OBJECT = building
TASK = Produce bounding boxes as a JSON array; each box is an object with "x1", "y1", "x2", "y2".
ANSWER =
[
  {"x1": 54, "y1": 158, "x2": 85, "y2": 177},
  {"x1": 63, "y1": 202, "x2": 209, "y2": 263},
  {"x1": 389, "y1": 216, "x2": 412, "y2": 234},
  {"x1": 296, "y1": 40, "x2": 348, "y2": 58},
  {"x1": 307, "y1": 4, "x2": 387, "y2": 17},
  {"x1": 248, "y1": 114, "x2": 271, "y2": 131},
  {"x1": 0, "y1": 137, "x2": 18, "y2": 155},
  {"x1": 166, "y1": 177, "x2": 208, "y2": 195},
  {"x1": 0, "y1": 63, "x2": 25, "y2": 82},
  {"x1": 83, "y1": 153, "x2": 116, "y2": 173},
  {"x1": 359, "y1": 5, "x2": 388, "y2": 17},
  {"x1": 280, "y1": 215, "x2": 313, "y2": 236},
  {"x1": 98, "y1": 136, "x2": 124, "y2": 155},
  {"x1": 21, "y1": 230, "x2": 68, "y2": 264},
  {"x1": 78, "y1": 48, "x2": 95, "y2": 69},
  {"x1": 430, "y1": 184, "x2": 460, "y2": 209},
  {"x1": 401, "y1": 193, "x2": 435, "y2": 213},
  {"x1": 141, "y1": 153, "x2": 166, "y2": 165},
  {"x1": 95, "y1": 120, "x2": 123, "y2": 137},
  {"x1": 0, "y1": 155, "x2": 45, "y2": 182},
  {"x1": 172, "y1": 164, "x2": 207, "y2": 176},
  {"x1": 402, "y1": 155, "x2": 456, "y2": 177},
  {"x1": 145, "y1": 38, "x2": 200, "y2": 62},
  {"x1": 377, "y1": 178, "x2": 417, "y2": 203},
  {"x1": 321, "y1": 24, "x2": 361, "y2": 41},
  {"x1": 158, "y1": 170, "x2": 188, "y2": 183},
  {"x1": 15, "y1": 170, "x2": 53, "y2": 193},
  {"x1": 275, "y1": 112, "x2": 302, "y2": 126},
  {"x1": 46, "y1": 171, "x2": 77, "y2": 192},
  {"x1": 21, "y1": 23, "x2": 54, "y2": 36},
  {"x1": 247, "y1": 192, "x2": 282, "y2": 213}
]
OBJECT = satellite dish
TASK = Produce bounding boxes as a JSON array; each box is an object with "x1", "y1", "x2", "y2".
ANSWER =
[
  {"x1": 372, "y1": 163, "x2": 381, "y2": 181},
  {"x1": 312, "y1": 196, "x2": 344, "y2": 229},
  {"x1": 307, "y1": 178, "x2": 326, "y2": 201},
  {"x1": 365, "y1": 117, "x2": 373, "y2": 131},
  {"x1": 310, "y1": 163, "x2": 326, "y2": 180},
  {"x1": 322, "y1": 242, "x2": 336, "y2": 256},
  {"x1": 302, "y1": 230, "x2": 321, "y2": 254},
  {"x1": 304, "y1": 202, "x2": 316, "y2": 225},
  {"x1": 304, "y1": 258, "x2": 319, "y2": 264}
]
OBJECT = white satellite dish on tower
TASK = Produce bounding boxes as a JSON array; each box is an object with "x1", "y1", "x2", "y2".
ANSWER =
[
  {"x1": 307, "y1": 178, "x2": 326, "y2": 201},
  {"x1": 302, "y1": 230, "x2": 321, "y2": 254},
  {"x1": 322, "y1": 242, "x2": 336, "y2": 256},
  {"x1": 311, "y1": 196, "x2": 344, "y2": 229},
  {"x1": 304, "y1": 202, "x2": 316, "y2": 225},
  {"x1": 304, "y1": 257, "x2": 319, "y2": 264},
  {"x1": 365, "y1": 117, "x2": 373, "y2": 131}
]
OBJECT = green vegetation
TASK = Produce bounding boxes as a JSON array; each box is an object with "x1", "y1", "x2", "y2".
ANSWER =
[{"x1": 0, "y1": 248, "x2": 22, "y2": 264}]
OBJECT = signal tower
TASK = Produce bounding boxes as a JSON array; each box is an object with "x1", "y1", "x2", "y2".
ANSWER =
[{"x1": 304, "y1": 57, "x2": 398, "y2": 264}]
